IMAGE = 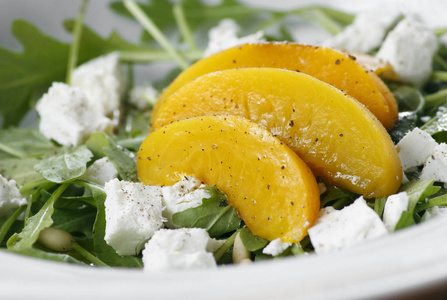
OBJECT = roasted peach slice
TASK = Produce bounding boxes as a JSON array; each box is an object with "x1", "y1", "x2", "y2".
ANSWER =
[
  {"x1": 152, "y1": 68, "x2": 402, "y2": 198},
  {"x1": 153, "y1": 42, "x2": 398, "y2": 130},
  {"x1": 137, "y1": 115, "x2": 320, "y2": 243}
]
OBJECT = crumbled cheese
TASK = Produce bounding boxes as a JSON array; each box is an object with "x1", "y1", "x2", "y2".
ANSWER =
[
  {"x1": 383, "y1": 192, "x2": 409, "y2": 232},
  {"x1": 104, "y1": 179, "x2": 165, "y2": 256},
  {"x1": 324, "y1": 9, "x2": 401, "y2": 53},
  {"x1": 161, "y1": 176, "x2": 211, "y2": 228},
  {"x1": 0, "y1": 174, "x2": 27, "y2": 217},
  {"x1": 376, "y1": 16, "x2": 438, "y2": 85},
  {"x1": 81, "y1": 157, "x2": 118, "y2": 185},
  {"x1": 420, "y1": 143, "x2": 447, "y2": 183},
  {"x1": 129, "y1": 84, "x2": 158, "y2": 110},
  {"x1": 36, "y1": 82, "x2": 113, "y2": 147},
  {"x1": 71, "y1": 52, "x2": 126, "y2": 116},
  {"x1": 308, "y1": 197, "x2": 388, "y2": 254},
  {"x1": 203, "y1": 19, "x2": 265, "y2": 57},
  {"x1": 262, "y1": 238, "x2": 291, "y2": 256},
  {"x1": 142, "y1": 228, "x2": 220, "y2": 271},
  {"x1": 396, "y1": 128, "x2": 438, "y2": 170},
  {"x1": 422, "y1": 206, "x2": 447, "y2": 221}
]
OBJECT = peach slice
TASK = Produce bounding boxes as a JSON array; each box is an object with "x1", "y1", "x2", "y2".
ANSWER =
[
  {"x1": 152, "y1": 68, "x2": 402, "y2": 198},
  {"x1": 153, "y1": 42, "x2": 398, "y2": 130},
  {"x1": 137, "y1": 115, "x2": 321, "y2": 242}
]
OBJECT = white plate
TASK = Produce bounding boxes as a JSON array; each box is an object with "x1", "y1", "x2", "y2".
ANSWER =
[{"x1": 1, "y1": 1, "x2": 447, "y2": 299}]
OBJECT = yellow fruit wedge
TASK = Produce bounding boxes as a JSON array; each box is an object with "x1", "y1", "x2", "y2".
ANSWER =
[
  {"x1": 152, "y1": 68, "x2": 402, "y2": 198},
  {"x1": 153, "y1": 42, "x2": 398, "y2": 130},
  {"x1": 137, "y1": 115, "x2": 321, "y2": 243}
]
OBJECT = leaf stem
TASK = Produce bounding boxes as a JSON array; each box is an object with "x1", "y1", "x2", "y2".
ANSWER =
[
  {"x1": 72, "y1": 241, "x2": 109, "y2": 267},
  {"x1": 124, "y1": 0, "x2": 188, "y2": 69},
  {"x1": 424, "y1": 89, "x2": 447, "y2": 108},
  {"x1": 19, "y1": 178, "x2": 50, "y2": 195},
  {"x1": 206, "y1": 205, "x2": 231, "y2": 232},
  {"x1": 214, "y1": 230, "x2": 238, "y2": 262},
  {"x1": 0, "y1": 205, "x2": 26, "y2": 244},
  {"x1": 0, "y1": 142, "x2": 26, "y2": 158},
  {"x1": 173, "y1": 2, "x2": 198, "y2": 51},
  {"x1": 119, "y1": 49, "x2": 203, "y2": 63},
  {"x1": 66, "y1": 0, "x2": 89, "y2": 85},
  {"x1": 432, "y1": 71, "x2": 447, "y2": 82}
]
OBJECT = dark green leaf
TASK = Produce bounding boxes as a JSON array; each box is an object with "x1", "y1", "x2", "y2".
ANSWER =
[
  {"x1": 172, "y1": 186, "x2": 242, "y2": 238},
  {"x1": 52, "y1": 207, "x2": 96, "y2": 238},
  {"x1": 0, "y1": 20, "x2": 69, "y2": 128},
  {"x1": 320, "y1": 187, "x2": 357, "y2": 208},
  {"x1": 239, "y1": 227, "x2": 268, "y2": 252},
  {"x1": 78, "y1": 181, "x2": 143, "y2": 268},
  {"x1": 34, "y1": 146, "x2": 93, "y2": 183},
  {"x1": 374, "y1": 197, "x2": 387, "y2": 219}
]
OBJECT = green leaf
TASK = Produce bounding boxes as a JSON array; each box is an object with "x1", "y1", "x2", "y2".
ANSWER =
[
  {"x1": 52, "y1": 206, "x2": 96, "y2": 238},
  {"x1": 34, "y1": 146, "x2": 93, "y2": 183},
  {"x1": 77, "y1": 180, "x2": 143, "y2": 268},
  {"x1": 374, "y1": 197, "x2": 387, "y2": 219},
  {"x1": 85, "y1": 132, "x2": 112, "y2": 158},
  {"x1": 0, "y1": 20, "x2": 69, "y2": 128},
  {"x1": 239, "y1": 227, "x2": 268, "y2": 252},
  {"x1": 394, "y1": 180, "x2": 439, "y2": 230},
  {"x1": 7, "y1": 183, "x2": 69, "y2": 250},
  {"x1": 172, "y1": 186, "x2": 242, "y2": 238},
  {"x1": 320, "y1": 187, "x2": 357, "y2": 209},
  {"x1": 0, "y1": 157, "x2": 43, "y2": 187},
  {"x1": 104, "y1": 144, "x2": 138, "y2": 182},
  {"x1": 4, "y1": 248, "x2": 84, "y2": 265},
  {"x1": 0, "y1": 127, "x2": 54, "y2": 158}
]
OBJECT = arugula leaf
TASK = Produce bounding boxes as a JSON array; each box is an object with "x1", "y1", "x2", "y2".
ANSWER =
[
  {"x1": 0, "y1": 127, "x2": 54, "y2": 158},
  {"x1": 34, "y1": 146, "x2": 93, "y2": 183},
  {"x1": 0, "y1": 20, "x2": 69, "y2": 128},
  {"x1": 4, "y1": 248, "x2": 84, "y2": 264},
  {"x1": 239, "y1": 227, "x2": 268, "y2": 252},
  {"x1": 320, "y1": 187, "x2": 357, "y2": 209},
  {"x1": 78, "y1": 181, "x2": 143, "y2": 268},
  {"x1": 104, "y1": 144, "x2": 138, "y2": 182},
  {"x1": 394, "y1": 180, "x2": 439, "y2": 230},
  {"x1": 171, "y1": 186, "x2": 242, "y2": 238},
  {"x1": 52, "y1": 206, "x2": 96, "y2": 238},
  {"x1": 7, "y1": 183, "x2": 69, "y2": 250},
  {"x1": 0, "y1": 157, "x2": 43, "y2": 187}
]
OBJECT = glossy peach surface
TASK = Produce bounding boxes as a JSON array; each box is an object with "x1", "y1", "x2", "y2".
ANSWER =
[
  {"x1": 153, "y1": 68, "x2": 402, "y2": 198},
  {"x1": 137, "y1": 115, "x2": 320, "y2": 242}
]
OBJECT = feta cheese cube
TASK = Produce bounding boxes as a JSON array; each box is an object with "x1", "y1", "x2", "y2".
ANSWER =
[
  {"x1": 72, "y1": 52, "x2": 125, "y2": 116},
  {"x1": 104, "y1": 179, "x2": 165, "y2": 256},
  {"x1": 142, "y1": 228, "x2": 219, "y2": 271},
  {"x1": 129, "y1": 84, "x2": 158, "y2": 110},
  {"x1": 383, "y1": 192, "x2": 409, "y2": 232},
  {"x1": 36, "y1": 82, "x2": 113, "y2": 147},
  {"x1": 308, "y1": 197, "x2": 388, "y2": 254},
  {"x1": 325, "y1": 9, "x2": 401, "y2": 53},
  {"x1": 376, "y1": 17, "x2": 438, "y2": 86},
  {"x1": 161, "y1": 176, "x2": 211, "y2": 228},
  {"x1": 0, "y1": 174, "x2": 27, "y2": 217},
  {"x1": 420, "y1": 143, "x2": 447, "y2": 182},
  {"x1": 396, "y1": 128, "x2": 438, "y2": 170},
  {"x1": 81, "y1": 157, "x2": 118, "y2": 186},
  {"x1": 203, "y1": 19, "x2": 265, "y2": 57},
  {"x1": 262, "y1": 238, "x2": 291, "y2": 256}
]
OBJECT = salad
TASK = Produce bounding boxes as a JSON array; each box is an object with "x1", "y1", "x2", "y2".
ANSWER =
[{"x1": 1, "y1": 0, "x2": 447, "y2": 271}]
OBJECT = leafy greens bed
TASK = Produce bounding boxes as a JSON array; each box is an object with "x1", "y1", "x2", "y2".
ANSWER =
[{"x1": 1, "y1": 0, "x2": 447, "y2": 268}]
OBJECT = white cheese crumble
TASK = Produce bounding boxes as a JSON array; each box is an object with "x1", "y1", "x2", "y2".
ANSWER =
[
  {"x1": 422, "y1": 206, "x2": 447, "y2": 221},
  {"x1": 0, "y1": 174, "x2": 27, "y2": 217},
  {"x1": 308, "y1": 197, "x2": 388, "y2": 254},
  {"x1": 262, "y1": 238, "x2": 291, "y2": 256},
  {"x1": 420, "y1": 143, "x2": 447, "y2": 183},
  {"x1": 324, "y1": 9, "x2": 401, "y2": 53},
  {"x1": 203, "y1": 19, "x2": 265, "y2": 57},
  {"x1": 36, "y1": 82, "x2": 113, "y2": 147},
  {"x1": 383, "y1": 192, "x2": 409, "y2": 232},
  {"x1": 161, "y1": 176, "x2": 211, "y2": 228},
  {"x1": 81, "y1": 157, "x2": 118, "y2": 185},
  {"x1": 71, "y1": 52, "x2": 126, "y2": 116},
  {"x1": 142, "y1": 228, "x2": 221, "y2": 271},
  {"x1": 129, "y1": 84, "x2": 158, "y2": 110},
  {"x1": 104, "y1": 179, "x2": 165, "y2": 256},
  {"x1": 376, "y1": 16, "x2": 438, "y2": 86},
  {"x1": 396, "y1": 128, "x2": 438, "y2": 170}
]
